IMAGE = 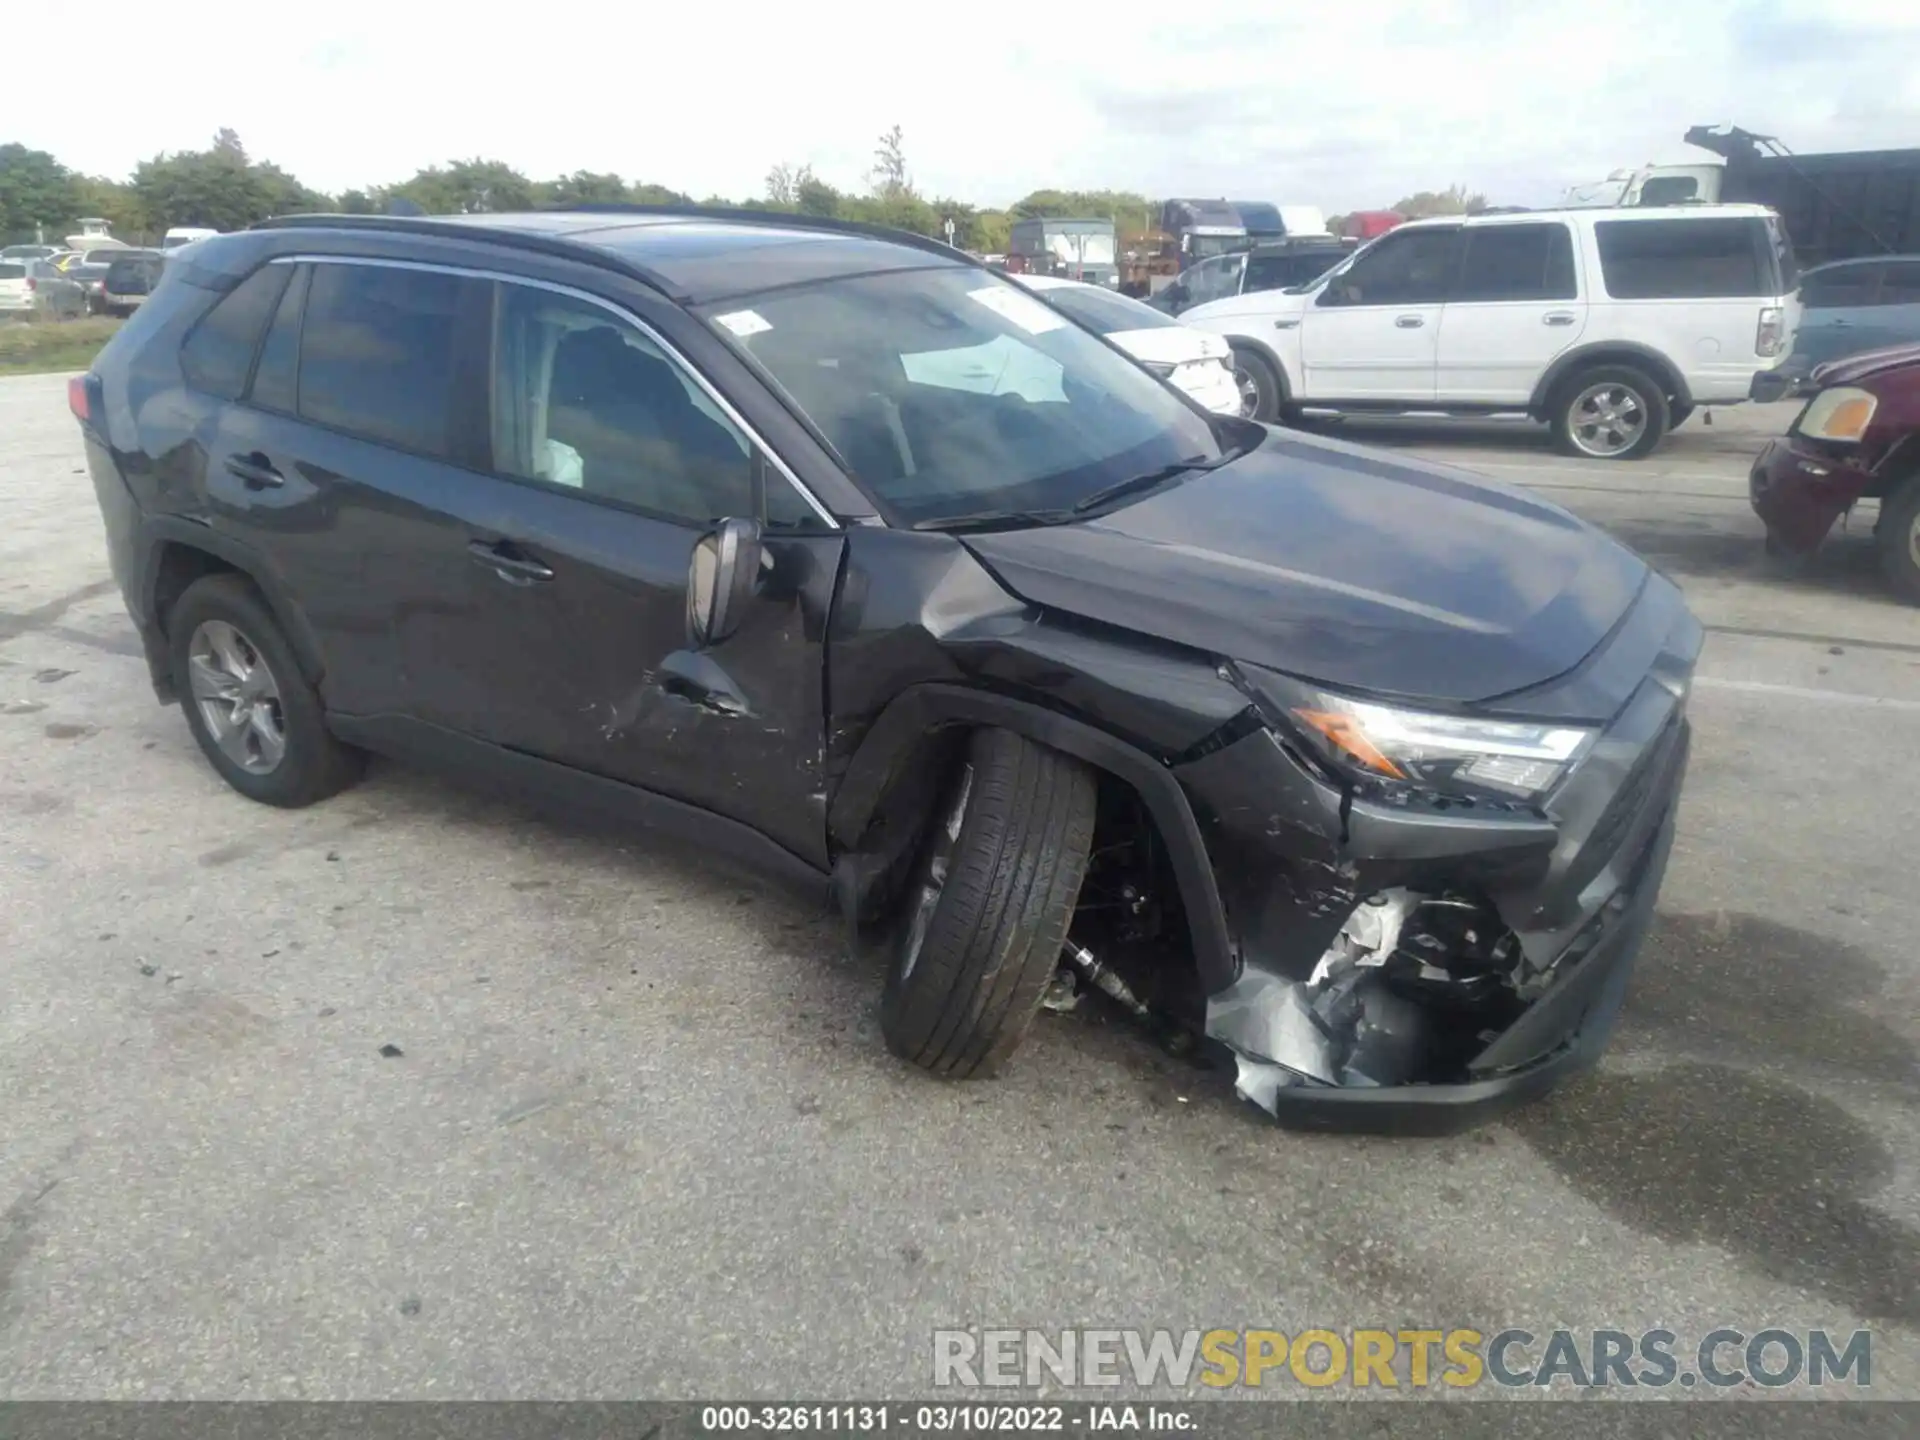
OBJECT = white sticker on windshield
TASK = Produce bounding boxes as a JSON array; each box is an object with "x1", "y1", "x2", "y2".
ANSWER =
[
  {"x1": 714, "y1": 309, "x2": 772, "y2": 338},
  {"x1": 967, "y1": 285, "x2": 1066, "y2": 335}
]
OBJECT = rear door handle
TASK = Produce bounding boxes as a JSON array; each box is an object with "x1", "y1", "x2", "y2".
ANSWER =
[
  {"x1": 1394, "y1": 314, "x2": 1425, "y2": 329},
  {"x1": 224, "y1": 452, "x2": 283, "y2": 489},
  {"x1": 1543, "y1": 312, "x2": 1578, "y2": 326},
  {"x1": 467, "y1": 539, "x2": 555, "y2": 585}
]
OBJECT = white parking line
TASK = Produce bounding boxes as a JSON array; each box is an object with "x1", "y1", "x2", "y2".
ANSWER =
[{"x1": 1694, "y1": 675, "x2": 1920, "y2": 712}]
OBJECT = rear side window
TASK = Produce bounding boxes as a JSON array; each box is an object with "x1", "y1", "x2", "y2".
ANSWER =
[
  {"x1": 1455, "y1": 223, "x2": 1578, "y2": 301},
  {"x1": 0, "y1": 262, "x2": 24, "y2": 280},
  {"x1": 249, "y1": 264, "x2": 308, "y2": 413},
  {"x1": 180, "y1": 264, "x2": 290, "y2": 400},
  {"x1": 1595, "y1": 218, "x2": 1772, "y2": 299},
  {"x1": 297, "y1": 263, "x2": 472, "y2": 459}
]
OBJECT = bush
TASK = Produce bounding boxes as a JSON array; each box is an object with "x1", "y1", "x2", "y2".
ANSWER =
[{"x1": 0, "y1": 315, "x2": 122, "y2": 375}]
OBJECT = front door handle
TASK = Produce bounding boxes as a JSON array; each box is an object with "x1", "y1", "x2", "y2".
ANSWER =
[
  {"x1": 1394, "y1": 314, "x2": 1425, "y2": 329},
  {"x1": 1543, "y1": 311, "x2": 1578, "y2": 327},
  {"x1": 467, "y1": 539, "x2": 555, "y2": 585},
  {"x1": 224, "y1": 452, "x2": 283, "y2": 489}
]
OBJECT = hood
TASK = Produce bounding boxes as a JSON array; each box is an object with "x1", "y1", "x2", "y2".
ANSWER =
[
  {"x1": 1183, "y1": 286, "x2": 1311, "y2": 330},
  {"x1": 960, "y1": 429, "x2": 1650, "y2": 710},
  {"x1": 1108, "y1": 326, "x2": 1230, "y2": 366},
  {"x1": 1812, "y1": 342, "x2": 1920, "y2": 389}
]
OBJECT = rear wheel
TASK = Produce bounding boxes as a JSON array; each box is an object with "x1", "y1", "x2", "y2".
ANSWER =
[
  {"x1": 1229, "y1": 345, "x2": 1283, "y2": 423},
  {"x1": 168, "y1": 574, "x2": 363, "y2": 807},
  {"x1": 881, "y1": 728, "x2": 1097, "y2": 1079},
  {"x1": 1551, "y1": 365, "x2": 1670, "y2": 460},
  {"x1": 1877, "y1": 478, "x2": 1920, "y2": 605}
]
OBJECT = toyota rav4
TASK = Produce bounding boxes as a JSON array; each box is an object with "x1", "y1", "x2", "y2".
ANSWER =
[{"x1": 74, "y1": 209, "x2": 1700, "y2": 1132}]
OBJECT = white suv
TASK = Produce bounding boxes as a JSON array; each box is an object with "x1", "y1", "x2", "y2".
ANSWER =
[{"x1": 1183, "y1": 204, "x2": 1800, "y2": 459}]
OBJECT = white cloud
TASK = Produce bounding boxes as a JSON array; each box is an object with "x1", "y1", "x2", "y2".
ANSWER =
[{"x1": 8, "y1": 0, "x2": 1920, "y2": 211}]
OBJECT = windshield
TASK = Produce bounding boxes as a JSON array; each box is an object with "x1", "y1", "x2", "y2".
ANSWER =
[
  {"x1": 1035, "y1": 283, "x2": 1179, "y2": 335},
  {"x1": 702, "y1": 265, "x2": 1223, "y2": 526},
  {"x1": 1046, "y1": 233, "x2": 1116, "y2": 268}
]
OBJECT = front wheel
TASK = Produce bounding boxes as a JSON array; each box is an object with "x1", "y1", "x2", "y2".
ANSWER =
[
  {"x1": 1877, "y1": 478, "x2": 1920, "y2": 605},
  {"x1": 1550, "y1": 365, "x2": 1670, "y2": 460},
  {"x1": 880, "y1": 728, "x2": 1097, "y2": 1079},
  {"x1": 1229, "y1": 345, "x2": 1283, "y2": 423}
]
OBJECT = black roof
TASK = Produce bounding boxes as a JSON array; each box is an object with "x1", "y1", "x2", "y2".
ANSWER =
[{"x1": 252, "y1": 207, "x2": 975, "y2": 304}]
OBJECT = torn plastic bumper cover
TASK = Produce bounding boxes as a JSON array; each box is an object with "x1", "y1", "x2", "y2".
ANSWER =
[{"x1": 1183, "y1": 655, "x2": 1693, "y2": 1134}]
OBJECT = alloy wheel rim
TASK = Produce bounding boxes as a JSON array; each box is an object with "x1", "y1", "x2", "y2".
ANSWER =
[
  {"x1": 900, "y1": 764, "x2": 973, "y2": 981},
  {"x1": 1569, "y1": 383, "x2": 1648, "y2": 457},
  {"x1": 188, "y1": 620, "x2": 287, "y2": 775},
  {"x1": 1233, "y1": 364, "x2": 1261, "y2": 418}
]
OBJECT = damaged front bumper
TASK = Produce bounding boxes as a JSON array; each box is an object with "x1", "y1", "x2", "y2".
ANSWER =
[{"x1": 1179, "y1": 581, "x2": 1699, "y2": 1135}]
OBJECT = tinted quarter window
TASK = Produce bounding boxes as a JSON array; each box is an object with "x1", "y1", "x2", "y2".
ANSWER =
[
  {"x1": 1454, "y1": 223, "x2": 1577, "y2": 301},
  {"x1": 248, "y1": 264, "x2": 307, "y2": 414},
  {"x1": 491, "y1": 285, "x2": 807, "y2": 526},
  {"x1": 1324, "y1": 228, "x2": 1461, "y2": 305},
  {"x1": 180, "y1": 263, "x2": 289, "y2": 400},
  {"x1": 1595, "y1": 218, "x2": 1770, "y2": 298},
  {"x1": 1875, "y1": 262, "x2": 1920, "y2": 306},
  {"x1": 1799, "y1": 265, "x2": 1880, "y2": 308}
]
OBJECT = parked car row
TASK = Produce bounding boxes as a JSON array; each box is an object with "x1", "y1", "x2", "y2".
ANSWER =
[{"x1": 0, "y1": 247, "x2": 168, "y2": 318}]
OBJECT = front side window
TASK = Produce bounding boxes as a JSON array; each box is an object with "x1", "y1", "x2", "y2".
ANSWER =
[
  {"x1": 181, "y1": 263, "x2": 290, "y2": 400},
  {"x1": 1320, "y1": 227, "x2": 1462, "y2": 307},
  {"x1": 297, "y1": 263, "x2": 474, "y2": 460},
  {"x1": 1185, "y1": 254, "x2": 1246, "y2": 305},
  {"x1": 702, "y1": 265, "x2": 1224, "y2": 527},
  {"x1": 1454, "y1": 223, "x2": 1578, "y2": 302},
  {"x1": 1800, "y1": 264, "x2": 1880, "y2": 309},
  {"x1": 491, "y1": 285, "x2": 810, "y2": 527},
  {"x1": 1874, "y1": 262, "x2": 1920, "y2": 307},
  {"x1": 1595, "y1": 218, "x2": 1771, "y2": 299}
]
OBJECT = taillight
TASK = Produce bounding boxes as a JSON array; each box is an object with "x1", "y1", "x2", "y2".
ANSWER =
[
  {"x1": 1756, "y1": 305, "x2": 1786, "y2": 358},
  {"x1": 25, "y1": 277, "x2": 37, "y2": 292},
  {"x1": 68, "y1": 375, "x2": 91, "y2": 424}
]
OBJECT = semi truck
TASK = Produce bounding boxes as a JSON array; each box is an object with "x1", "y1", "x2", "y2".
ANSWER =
[
  {"x1": 1565, "y1": 126, "x2": 1920, "y2": 268},
  {"x1": 1004, "y1": 218, "x2": 1120, "y2": 288}
]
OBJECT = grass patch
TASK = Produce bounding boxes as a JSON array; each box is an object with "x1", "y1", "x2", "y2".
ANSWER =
[{"x1": 0, "y1": 317, "x2": 125, "y2": 376}]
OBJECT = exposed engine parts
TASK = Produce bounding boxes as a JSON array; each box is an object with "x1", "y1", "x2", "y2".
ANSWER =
[{"x1": 1205, "y1": 887, "x2": 1535, "y2": 1115}]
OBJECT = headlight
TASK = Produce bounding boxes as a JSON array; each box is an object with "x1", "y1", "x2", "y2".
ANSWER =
[
  {"x1": 1140, "y1": 359, "x2": 1178, "y2": 378},
  {"x1": 1287, "y1": 690, "x2": 1594, "y2": 800},
  {"x1": 1797, "y1": 386, "x2": 1877, "y2": 443}
]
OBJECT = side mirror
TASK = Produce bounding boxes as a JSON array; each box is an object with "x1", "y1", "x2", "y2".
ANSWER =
[{"x1": 687, "y1": 517, "x2": 763, "y2": 648}]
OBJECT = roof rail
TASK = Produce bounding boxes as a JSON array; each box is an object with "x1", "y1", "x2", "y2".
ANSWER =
[
  {"x1": 250, "y1": 211, "x2": 687, "y2": 297},
  {"x1": 551, "y1": 202, "x2": 978, "y2": 265}
]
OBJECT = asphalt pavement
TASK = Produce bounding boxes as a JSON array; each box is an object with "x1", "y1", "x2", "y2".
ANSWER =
[{"x1": 2, "y1": 375, "x2": 1916, "y2": 1401}]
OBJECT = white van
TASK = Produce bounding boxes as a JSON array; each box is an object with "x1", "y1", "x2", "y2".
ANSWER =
[
  {"x1": 1184, "y1": 203, "x2": 1800, "y2": 459},
  {"x1": 161, "y1": 227, "x2": 220, "y2": 253}
]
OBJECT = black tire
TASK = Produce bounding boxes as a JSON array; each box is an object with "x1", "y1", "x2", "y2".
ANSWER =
[
  {"x1": 1877, "y1": 479, "x2": 1920, "y2": 605},
  {"x1": 1549, "y1": 364, "x2": 1670, "y2": 460},
  {"x1": 168, "y1": 574, "x2": 363, "y2": 807},
  {"x1": 881, "y1": 728, "x2": 1097, "y2": 1079},
  {"x1": 1229, "y1": 344, "x2": 1284, "y2": 423}
]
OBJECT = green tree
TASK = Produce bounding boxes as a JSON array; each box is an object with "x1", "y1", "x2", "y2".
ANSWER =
[
  {"x1": 70, "y1": 175, "x2": 148, "y2": 238},
  {"x1": 868, "y1": 124, "x2": 911, "y2": 201},
  {"x1": 539, "y1": 170, "x2": 632, "y2": 207},
  {"x1": 132, "y1": 135, "x2": 292, "y2": 232},
  {"x1": 793, "y1": 174, "x2": 841, "y2": 217},
  {"x1": 630, "y1": 182, "x2": 690, "y2": 206},
  {"x1": 765, "y1": 162, "x2": 818, "y2": 209},
  {"x1": 1389, "y1": 184, "x2": 1486, "y2": 220},
  {"x1": 391, "y1": 159, "x2": 535, "y2": 214},
  {"x1": 0, "y1": 144, "x2": 79, "y2": 241}
]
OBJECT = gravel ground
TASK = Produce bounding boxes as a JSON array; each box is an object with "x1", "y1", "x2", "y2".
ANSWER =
[{"x1": 1, "y1": 374, "x2": 1915, "y2": 1402}]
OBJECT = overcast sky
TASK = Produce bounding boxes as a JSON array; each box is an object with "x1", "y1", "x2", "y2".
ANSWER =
[{"x1": 10, "y1": 0, "x2": 1920, "y2": 212}]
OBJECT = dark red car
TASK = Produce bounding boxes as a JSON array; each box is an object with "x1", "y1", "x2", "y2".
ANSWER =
[{"x1": 1750, "y1": 342, "x2": 1920, "y2": 601}]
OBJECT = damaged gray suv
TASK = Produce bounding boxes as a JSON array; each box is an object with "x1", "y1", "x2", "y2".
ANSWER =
[{"x1": 75, "y1": 208, "x2": 1699, "y2": 1132}]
